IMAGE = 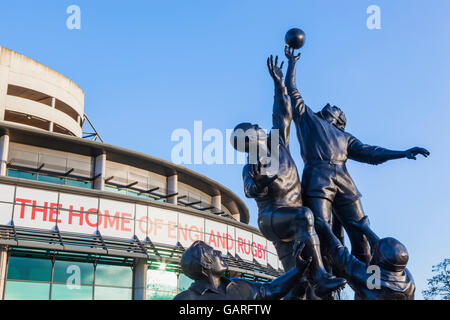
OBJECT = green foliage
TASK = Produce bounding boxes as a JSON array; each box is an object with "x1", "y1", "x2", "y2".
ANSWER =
[{"x1": 422, "y1": 258, "x2": 450, "y2": 300}]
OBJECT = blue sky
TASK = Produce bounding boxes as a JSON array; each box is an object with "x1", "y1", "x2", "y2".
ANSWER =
[{"x1": 1, "y1": 0, "x2": 449, "y2": 299}]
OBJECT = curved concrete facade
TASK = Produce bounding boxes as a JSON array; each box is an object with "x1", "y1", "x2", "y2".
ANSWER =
[{"x1": 0, "y1": 46, "x2": 84, "y2": 137}]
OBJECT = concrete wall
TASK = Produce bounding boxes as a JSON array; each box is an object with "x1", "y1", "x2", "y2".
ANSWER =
[{"x1": 0, "y1": 46, "x2": 84, "y2": 137}]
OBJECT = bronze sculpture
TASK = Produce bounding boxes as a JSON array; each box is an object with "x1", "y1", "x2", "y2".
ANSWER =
[
  {"x1": 175, "y1": 28, "x2": 428, "y2": 300},
  {"x1": 230, "y1": 55, "x2": 346, "y2": 297},
  {"x1": 173, "y1": 240, "x2": 312, "y2": 300},
  {"x1": 284, "y1": 43, "x2": 429, "y2": 266},
  {"x1": 317, "y1": 216, "x2": 415, "y2": 299}
]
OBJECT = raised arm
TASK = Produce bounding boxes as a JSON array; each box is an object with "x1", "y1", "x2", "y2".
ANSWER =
[
  {"x1": 347, "y1": 134, "x2": 430, "y2": 165},
  {"x1": 243, "y1": 164, "x2": 277, "y2": 199},
  {"x1": 350, "y1": 216, "x2": 380, "y2": 250},
  {"x1": 267, "y1": 55, "x2": 292, "y2": 147},
  {"x1": 284, "y1": 46, "x2": 306, "y2": 116}
]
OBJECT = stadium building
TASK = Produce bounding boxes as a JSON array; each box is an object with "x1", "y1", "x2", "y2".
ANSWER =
[{"x1": 0, "y1": 46, "x2": 282, "y2": 300}]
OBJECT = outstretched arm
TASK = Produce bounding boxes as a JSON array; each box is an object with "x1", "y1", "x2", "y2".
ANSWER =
[
  {"x1": 350, "y1": 216, "x2": 380, "y2": 250},
  {"x1": 284, "y1": 46, "x2": 306, "y2": 117},
  {"x1": 347, "y1": 134, "x2": 430, "y2": 165},
  {"x1": 267, "y1": 55, "x2": 292, "y2": 147},
  {"x1": 315, "y1": 219, "x2": 367, "y2": 285}
]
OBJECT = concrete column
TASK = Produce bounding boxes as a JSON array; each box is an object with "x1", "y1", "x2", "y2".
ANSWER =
[
  {"x1": 133, "y1": 258, "x2": 147, "y2": 300},
  {"x1": 48, "y1": 97, "x2": 56, "y2": 132},
  {"x1": 212, "y1": 195, "x2": 221, "y2": 214},
  {"x1": 0, "y1": 60, "x2": 10, "y2": 121},
  {"x1": 93, "y1": 153, "x2": 106, "y2": 190},
  {"x1": 0, "y1": 134, "x2": 9, "y2": 176},
  {"x1": 167, "y1": 174, "x2": 178, "y2": 205},
  {"x1": 0, "y1": 248, "x2": 9, "y2": 300}
]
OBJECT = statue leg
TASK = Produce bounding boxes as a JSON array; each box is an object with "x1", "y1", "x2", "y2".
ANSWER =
[
  {"x1": 302, "y1": 197, "x2": 345, "y2": 298},
  {"x1": 333, "y1": 199, "x2": 371, "y2": 264},
  {"x1": 332, "y1": 210, "x2": 345, "y2": 246},
  {"x1": 303, "y1": 197, "x2": 333, "y2": 253},
  {"x1": 270, "y1": 206, "x2": 346, "y2": 296},
  {"x1": 272, "y1": 240, "x2": 296, "y2": 271}
]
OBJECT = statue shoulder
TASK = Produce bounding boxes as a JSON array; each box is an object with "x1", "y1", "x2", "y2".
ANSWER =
[{"x1": 173, "y1": 290, "x2": 198, "y2": 300}]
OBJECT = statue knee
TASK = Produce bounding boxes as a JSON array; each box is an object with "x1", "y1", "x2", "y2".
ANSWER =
[
  {"x1": 295, "y1": 207, "x2": 314, "y2": 229},
  {"x1": 303, "y1": 208, "x2": 314, "y2": 227}
]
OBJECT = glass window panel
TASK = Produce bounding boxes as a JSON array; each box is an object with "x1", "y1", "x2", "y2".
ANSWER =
[
  {"x1": 147, "y1": 290, "x2": 176, "y2": 300},
  {"x1": 147, "y1": 270, "x2": 177, "y2": 293},
  {"x1": 51, "y1": 284, "x2": 93, "y2": 300},
  {"x1": 178, "y1": 273, "x2": 194, "y2": 292},
  {"x1": 95, "y1": 264, "x2": 132, "y2": 287},
  {"x1": 53, "y1": 260, "x2": 94, "y2": 285},
  {"x1": 8, "y1": 169, "x2": 37, "y2": 181},
  {"x1": 66, "y1": 178, "x2": 92, "y2": 189},
  {"x1": 4, "y1": 281, "x2": 50, "y2": 300},
  {"x1": 38, "y1": 174, "x2": 65, "y2": 185},
  {"x1": 127, "y1": 190, "x2": 139, "y2": 197},
  {"x1": 7, "y1": 256, "x2": 52, "y2": 282},
  {"x1": 94, "y1": 286, "x2": 132, "y2": 300},
  {"x1": 105, "y1": 185, "x2": 127, "y2": 195}
]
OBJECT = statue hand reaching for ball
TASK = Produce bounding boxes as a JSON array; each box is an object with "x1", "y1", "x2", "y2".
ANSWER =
[{"x1": 285, "y1": 45, "x2": 301, "y2": 62}]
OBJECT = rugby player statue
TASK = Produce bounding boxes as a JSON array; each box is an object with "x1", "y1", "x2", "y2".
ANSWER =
[
  {"x1": 227, "y1": 28, "x2": 428, "y2": 299},
  {"x1": 174, "y1": 240, "x2": 313, "y2": 300}
]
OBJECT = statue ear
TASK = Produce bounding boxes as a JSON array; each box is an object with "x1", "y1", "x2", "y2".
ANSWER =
[{"x1": 200, "y1": 256, "x2": 212, "y2": 275}]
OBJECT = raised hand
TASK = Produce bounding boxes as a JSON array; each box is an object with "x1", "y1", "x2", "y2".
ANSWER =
[
  {"x1": 404, "y1": 147, "x2": 430, "y2": 160},
  {"x1": 248, "y1": 161, "x2": 278, "y2": 188},
  {"x1": 267, "y1": 55, "x2": 284, "y2": 85},
  {"x1": 284, "y1": 45, "x2": 301, "y2": 62}
]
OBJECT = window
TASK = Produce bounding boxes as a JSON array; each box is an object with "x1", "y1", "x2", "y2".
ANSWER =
[
  {"x1": 95, "y1": 264, "x2": 133, "y2": 287},
  {"x1": 178, "y1": 273, "x2": 194, "y2": 292},
  {"x1": 105, "y1": 162, "x2": 168, "y2": 203},
  {"x1": 38, "y1": 174, "x2": 65, "y2": 185},
  {"x1": 7, "y1": 169, "x2": 37, "y2": 181},
  {"x1": 7, "y1": 169, "x2": 92, "y2": 189},
  {"x1": 7, "y1": 144, "x2": 93, "y2": 189},
  {"x1": 94, "y1": 264, "x2": 133, "y2": 300},
  {"x1": 4, "y1": 256, "x2": 52, "y2": 300},
  {"x1": 147, "y1": 269, "x2": 178, "y2": 300},
  {"x1": 5, "y1": 281, "x2": 51, "y2": 300},
  {"x1": 7, "y1": 256, "x2": 52, "y2": 282},
  {"x1": 4, "y1": 252, "x2": 133, "y2": 300},
  {"x1": 94, "y1": 286, "x2": 132, "y2": 300},
  {"x1": 51, "y1": 284, "x2": 93, "y2": 300},
  {"x1": 53, "y1": 260, "x2": 94, "y2": 285}
]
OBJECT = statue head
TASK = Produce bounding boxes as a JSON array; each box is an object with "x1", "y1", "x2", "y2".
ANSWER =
[
  {"x1": 180, "y1": 241, "x2": 228, "y2": 280},
  {"x1": 370, "y1": 237, "x2": 409, "y2": 272},
  {"x1": 319, "y1": 104, "x2": 346, "y2": 131},
  {"x1": 230, "y1": 122, "x2": 268, "y2": 153}
]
